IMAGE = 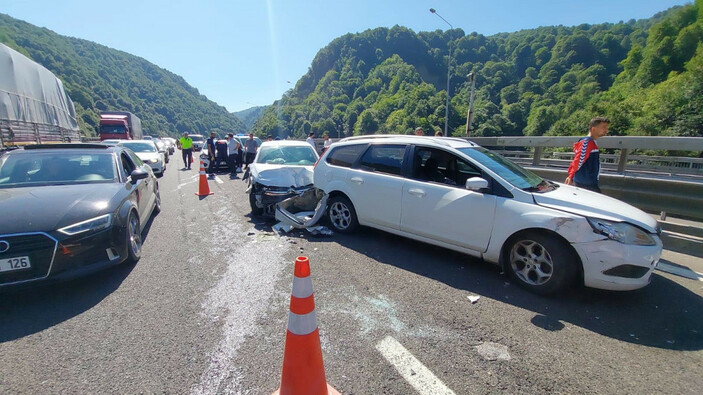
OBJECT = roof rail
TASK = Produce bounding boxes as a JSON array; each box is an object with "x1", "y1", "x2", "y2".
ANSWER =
[
  {"x1": 23, "y1": 143, "x2": 109, "y2": 150},
  {"x1": 338, "y1": 134, "x2": 478, "y2": 147}
]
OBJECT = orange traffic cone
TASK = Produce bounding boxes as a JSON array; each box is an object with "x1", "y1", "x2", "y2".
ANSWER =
[
  {"x1": 194, "y1": 158, "x2": 214, "y2": 196},
  {"x1": 272, "y1": 257, "x2": 340, "y2": 395}
]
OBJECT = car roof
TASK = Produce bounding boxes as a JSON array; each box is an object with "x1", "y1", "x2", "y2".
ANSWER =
[
  {"x1": 9, "y1": 143, "x2": 119, "y2": 155},
  {"x1": 336, "y1": 135, "x2": 479, "y2": 149},
  {"x1": 119, "y1": 139, "x2": 156, "y2": 145}
]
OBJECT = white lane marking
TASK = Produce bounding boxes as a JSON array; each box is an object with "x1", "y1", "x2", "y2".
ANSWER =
[
  {"x1": 375, "y1": 336, "x2": 456, "y2": 395},
  {"x1": 214, "y1": 176, "x2": 223, "y2": 184},
  {"x1": 656, "y1": 261, "x2": 703, "y2": 281}
]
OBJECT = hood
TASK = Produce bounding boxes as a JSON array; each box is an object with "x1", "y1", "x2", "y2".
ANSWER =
[
  {"x1": 533, "y1": 184, "x2": 658, "y2": 233},
  {"x1": 0, "y1": 184, "x2": 124, "y2": 235},
  {"x1": 250, "y1": 164, "x2": 314, "y2": 188}
]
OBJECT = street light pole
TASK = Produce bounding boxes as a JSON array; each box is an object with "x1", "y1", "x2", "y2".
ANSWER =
[
  {"x1": 430, "y1": 8, "x2": 453, "y2": 136},
  {"x1": 465, "y1": 72, "x2": 476, "y2": 137}
]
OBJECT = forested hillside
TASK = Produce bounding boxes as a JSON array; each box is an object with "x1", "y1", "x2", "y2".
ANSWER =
[
  {"x1": 254, "y1": 1, "x2": 703, "y2": 139},
  {"x1": 233, "y1": 106, "x2": 268, "y2": 131},
  {"x1": 0, "y1": 14, "x2": 246, "y2": 137}
]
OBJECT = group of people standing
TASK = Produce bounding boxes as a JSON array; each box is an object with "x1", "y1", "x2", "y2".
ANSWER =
[{"x1": 176, "y1": 132, "x2": 259, "y2": 176}]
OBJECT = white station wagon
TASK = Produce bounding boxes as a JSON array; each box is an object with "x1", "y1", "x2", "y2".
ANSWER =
[{"x1": 313, "y1": 135, "x2": 663, "y2": 294}]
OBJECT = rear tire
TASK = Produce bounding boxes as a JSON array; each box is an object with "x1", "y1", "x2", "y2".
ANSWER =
[
  {"x1": 125, "y1": 210, "x2": 142, "y2": 264},
  {"x1": 153, "y1": 182, "x2": 161, "y2": 214},
  {"x1": 505, "y1": 232, "x2": 577, "y2": 295},
  {"x1": 326, "y1": 195, "x2": 359, "y2": 233}
]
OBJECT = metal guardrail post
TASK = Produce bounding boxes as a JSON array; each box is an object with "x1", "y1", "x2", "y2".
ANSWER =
[
  {"x1": 617, "y1": 148, "x2": 629, "y2": 173},
  {"x1": 532, "y1": 146, "x2": 543, "y2": 166}
]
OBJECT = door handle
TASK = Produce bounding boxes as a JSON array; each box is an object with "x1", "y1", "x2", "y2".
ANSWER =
[
  {"x1": 350, "y1": 177, "x2": 364, "y2": 185},
  {"x1": 408, "y1": 188, "x2": 426, "y2": 197}
]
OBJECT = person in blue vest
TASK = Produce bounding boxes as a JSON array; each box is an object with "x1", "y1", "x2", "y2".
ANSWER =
[{"x1": 565, "y1": 117, "x2": 610, "y2": 193}]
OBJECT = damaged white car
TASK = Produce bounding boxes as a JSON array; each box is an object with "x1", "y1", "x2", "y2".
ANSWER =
[
  {"x1": 313, "y1": 135, "x2": 663, "y2": 294},
  {"x1": 245, "y1": 140, "x2": 319, "y2": 216}
]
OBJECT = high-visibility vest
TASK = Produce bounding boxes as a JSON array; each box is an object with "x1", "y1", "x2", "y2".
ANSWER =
[{"x1": 179, "y1": 137, "x2": 193, "y2": 149}]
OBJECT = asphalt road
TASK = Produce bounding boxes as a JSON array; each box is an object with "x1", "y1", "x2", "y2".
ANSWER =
[{"x1": 1, "y1": 162, "x2": 702, "y2": 394}]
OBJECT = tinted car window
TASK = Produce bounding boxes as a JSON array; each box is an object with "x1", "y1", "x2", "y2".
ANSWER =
[
  {"x1": 326, "y1": 144, "x2": 366, "y2": 168},
  {"x1": 358, "y1": 144, "x2": 406, "y2": 176}
]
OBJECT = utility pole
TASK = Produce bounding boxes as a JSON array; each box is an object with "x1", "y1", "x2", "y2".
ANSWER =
[{"x1": 465, "y1": 72, "x2": 476, "y2": 137}]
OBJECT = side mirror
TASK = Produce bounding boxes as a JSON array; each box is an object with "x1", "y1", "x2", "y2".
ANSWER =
[
  {"x1": 129, "y1": 168, "x2": 149, "y2": 184},
  {"x1": 465, "y1": 177, "x2": 489, "y2": 192}
]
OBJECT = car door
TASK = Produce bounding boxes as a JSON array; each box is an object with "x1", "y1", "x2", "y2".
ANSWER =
[
  {"x1": 401, "y1": 146, "x2": 497, "y2": 252},
  {"x1": 120, "y1": 151, "x2": 151, "y2": 222},
  {"x1": 347, "y1": 144, "x2": 408, "y2": 230}
]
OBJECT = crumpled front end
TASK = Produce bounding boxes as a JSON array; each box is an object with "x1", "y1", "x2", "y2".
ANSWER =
[{"x1": 250, "y1": 182, "x2": 315, "y2": 217}]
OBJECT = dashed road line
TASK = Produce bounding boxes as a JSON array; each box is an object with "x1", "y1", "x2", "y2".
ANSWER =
[{"x1": 375, "y1": 336, "x2": 456, "y2": 395}]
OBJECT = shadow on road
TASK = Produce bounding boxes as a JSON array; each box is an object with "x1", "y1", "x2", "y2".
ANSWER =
[
  {"x1": 0, "y1": 214, "x2": 157, "y2": 343},
  {"x1": 332, "y1": 227, "x2": 703, "y2": 351}
]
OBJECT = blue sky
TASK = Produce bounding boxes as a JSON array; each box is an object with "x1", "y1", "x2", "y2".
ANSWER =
[{"x1": 0, "y1": 0, "x2": 691, "y2": 112}]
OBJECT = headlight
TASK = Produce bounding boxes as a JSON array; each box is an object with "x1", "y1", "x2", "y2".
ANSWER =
[
  {"x1": 145, "y1": 158, "x2": 159, "y2": 164},
  {"x1": 587, "y1": 218, "x2": 656, "y2": 246},
  {"x1": 58, "y1": 214, "x2": 112, "y2": 236}
]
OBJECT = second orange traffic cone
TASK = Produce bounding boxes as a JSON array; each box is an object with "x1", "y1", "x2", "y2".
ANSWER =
[
  {"x1": 272, "y1": 256, "x2": 340, "y2": 395},
  {"x1": 194, "y1": 158, "x2": 214, "y2": 196}
]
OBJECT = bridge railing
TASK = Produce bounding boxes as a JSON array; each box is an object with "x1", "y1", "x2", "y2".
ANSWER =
[{"x1": 467, "y1": 136, "x2": 703, "y2": 220}]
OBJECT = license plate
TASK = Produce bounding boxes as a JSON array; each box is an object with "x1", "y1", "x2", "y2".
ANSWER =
[{"x1": 0, "y1": 256, "x2": 31, "y2": 273}]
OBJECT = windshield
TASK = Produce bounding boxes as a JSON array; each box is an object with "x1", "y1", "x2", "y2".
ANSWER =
[
  {"x1": 120, "y1": 142, "x2": 156, "y2": 153},
  {"x1": 0, "y1": 152, "x2": 117, "y2": 187},
  {"x1": 256, "y1": 145, "x2": 318, "y2": 165},
  {"x1": 100, "y1": 125, "x2": 127, "y2": 135},
  {"x1": 458, "y1": 147, "x2": 545, "y2": 190},
  {"x1": 191, "y1": 135, "x2": 204, "y2": 142}
]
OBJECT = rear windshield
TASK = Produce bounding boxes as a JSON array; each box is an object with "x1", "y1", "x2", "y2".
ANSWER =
[
  {"x1": 120, "y1": 142, "x2": 156, "y2": 153},
  {"x1": 0, "y1": 152, "x2": 117, "y2": 187}
]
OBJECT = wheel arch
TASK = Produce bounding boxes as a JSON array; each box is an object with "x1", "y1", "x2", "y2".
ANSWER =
[{"x1": 499, "y1": 227, "x2": 584, "y2": 285}]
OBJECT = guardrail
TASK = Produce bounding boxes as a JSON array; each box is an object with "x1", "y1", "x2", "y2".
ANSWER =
[{"x1": 467, "y1": 136, "x2": 703, "y2": 220}]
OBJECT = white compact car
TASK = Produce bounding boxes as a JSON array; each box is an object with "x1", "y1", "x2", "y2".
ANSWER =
[
  {"x1": 313, "y1": 135, "x2": 662, "y2": 294},
  {"x1": 118, "y1": 140, "x2": 166, "y2": 177},
  {"x1": 247, "y1": 140, "x2": 319, "y2": 216}
]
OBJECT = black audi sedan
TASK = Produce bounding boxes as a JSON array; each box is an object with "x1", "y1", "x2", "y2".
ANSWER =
[{"x1": 0, "y1": 144, "x2": 160, "y2": 290}]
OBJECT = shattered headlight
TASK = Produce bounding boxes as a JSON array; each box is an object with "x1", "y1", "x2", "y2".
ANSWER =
[{"x1": 587, "y1": 218, "x2": 656, "y2": 246}]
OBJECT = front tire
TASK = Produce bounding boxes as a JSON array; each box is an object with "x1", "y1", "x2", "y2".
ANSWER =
[
  {"x1": 125, "y1": 210, "x2": 142, "y2": 264},
  {"x1": 505, "y1": 232, "x2": 577, "y2": 295},
  {"x1": 249, "y1": 192, "x2": 263, "y2": 216},
  {"x1": 326, "y1": 195, "x2": 359, "y2": 233}
]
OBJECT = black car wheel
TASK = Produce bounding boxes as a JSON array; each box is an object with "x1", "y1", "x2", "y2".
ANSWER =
[
  {"x1": 126, "y1": 209, "x2": 142, "y2": 264},
  {"x1": 327, "y1": 195, "x2": 359, "y2": 233},
  {"x1": 153, "y1": 182, "x2": 161, "y2": 214},
  {"x1": 505, "y1": 232, "x2": 577, "y2": 294},
  {"x1": 249, "y1": 192, "x2": 263, "y2": 216}
]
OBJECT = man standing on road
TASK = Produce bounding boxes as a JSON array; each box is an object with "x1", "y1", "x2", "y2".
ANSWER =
[
  {"x1": 178, "y1": 132, "x2": 193, "y2": 170},
  {"x1": 206, "y1": 132, "x2": 217, "y2": 176},
  {"x1": 226, "y1": 133, "x2": 240, "y2": 176},
  {"x1": 306, "y1": 132, "x2": 316, "y2": 152},
  {"x1": 243, "y1": 133, "x2": 257, "y2": 170},
  {"x1": 565, "y1": 116, "x2": 610, "y2": 193}
]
